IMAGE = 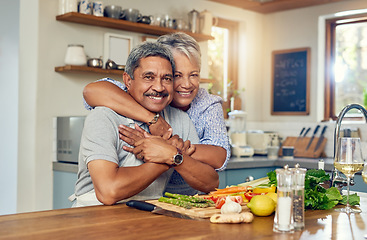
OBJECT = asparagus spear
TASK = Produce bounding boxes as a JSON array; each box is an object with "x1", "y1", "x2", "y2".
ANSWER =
[
  {"x1": 158, "y1": 197, "x2": 193, "y2": 209},
  {"x1": 164, "y1": 192, "x2": 214, "y2": 205},
  {"x1": 158, "y1": 196, "x2": 214, "y2": 208}
]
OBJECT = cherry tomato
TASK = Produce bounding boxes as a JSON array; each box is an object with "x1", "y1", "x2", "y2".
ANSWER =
[
  {"x1": 230, "y1": 195, "x2": 244, "y2": 204},
  {"x1": 203, "y1": 196, "x2": 219, "y2": 203},
  {"x1": 215, "y1": 197, "x2": 226, "y2": 209},
  {"x1": 244, "y1": 192, "x2": 261, "y2": 201}
]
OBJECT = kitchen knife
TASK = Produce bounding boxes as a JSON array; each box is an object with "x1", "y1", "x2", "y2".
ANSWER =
[
  {"x1": 295, "y1": 127, "x2": 306, "y2": 143},
  {"x1": 314, "y1": 126, "x2": 327, "y2": 152},
  {"x1": 305, "y1": 125, "x2": 320, "y2": 151},
  {"x1": 126, "y1": 200, "x2": 200, "y2": 220}
]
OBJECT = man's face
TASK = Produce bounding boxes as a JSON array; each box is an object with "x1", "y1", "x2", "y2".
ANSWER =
[{"x1": 124, "y1": 56, "x2": 174, "y2": 113}]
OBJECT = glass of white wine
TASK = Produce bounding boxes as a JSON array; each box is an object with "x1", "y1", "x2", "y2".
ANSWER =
[{"x1": 334, "y1": 137, "x2": 364, "y2": 213}]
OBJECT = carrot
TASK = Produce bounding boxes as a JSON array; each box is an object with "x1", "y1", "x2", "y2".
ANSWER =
[{"x1": 209, "y1": 186, "x2": 249, "y2": 195}]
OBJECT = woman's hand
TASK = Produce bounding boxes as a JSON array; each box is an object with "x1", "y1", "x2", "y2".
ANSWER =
[
  {"x1": 118, "y1": 123, "x2": 146, "y2": 147},
  {"x1": 149, "y1": 116, "x2": 172, "y2": 138}
]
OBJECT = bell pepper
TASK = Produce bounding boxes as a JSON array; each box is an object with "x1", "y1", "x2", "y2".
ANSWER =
[
  {"x1": 252, "y1": 185, "x2": 276, "y2": 194},
  {"x1": 244, "y1": 192, "x2": 261, "y2": 201}
]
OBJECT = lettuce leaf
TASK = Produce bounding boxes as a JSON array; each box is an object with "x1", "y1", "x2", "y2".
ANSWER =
[{"x1": 340, "y1": 193, "x2": 360, "y2": 206}]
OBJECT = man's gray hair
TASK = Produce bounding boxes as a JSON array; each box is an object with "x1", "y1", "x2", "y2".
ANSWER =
[
  {"x1": 157, "y1": 32, "x2": 201, "y2": 69},
  {"x1": 125, "y1": 42, "x2": 176, "y2": 79}
]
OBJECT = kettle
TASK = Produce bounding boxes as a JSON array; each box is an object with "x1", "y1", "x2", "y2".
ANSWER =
[
  {"x1": 188, "y1": 9, "x2": 199, "y2": 33},
  {"x1": 199, "y1": 10, "x2": 217, "y2": 35}
]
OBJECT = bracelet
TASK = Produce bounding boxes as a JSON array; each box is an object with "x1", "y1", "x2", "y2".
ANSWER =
[{"x1": 147, "y1": 113, "x2": 159, "y2": 126}]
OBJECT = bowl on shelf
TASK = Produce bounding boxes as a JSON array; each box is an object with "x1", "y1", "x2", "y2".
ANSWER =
[{"x1": 87, "y1": 58, "x2": 103, "y2": 68}]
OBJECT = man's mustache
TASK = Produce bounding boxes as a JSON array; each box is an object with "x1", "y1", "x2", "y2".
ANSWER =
[{"x1": 144, "y1": 92, "x2": 169, "y2": 97}]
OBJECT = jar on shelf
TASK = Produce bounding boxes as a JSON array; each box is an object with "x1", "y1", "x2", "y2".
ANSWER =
[
  {"x1": 58, "y1": 0, "x2": 78, "y2": 15},
  {"x1": 64, "y1": 44, "x2": 87, "y2": 66}
]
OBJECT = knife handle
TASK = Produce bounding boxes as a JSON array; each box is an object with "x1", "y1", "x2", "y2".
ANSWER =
[
  {"x1": 303, "y1": 127, "x2": 311, "y2": 137},
  {"x1": 299, "y1": 127, "x2": 306, "y2": 136},
  {"x1": 320, "y1": 125, "x2": 327, "y2": 135},
  {"x1": 313, "y1": 125, "x2": 320, "y2": 134},
  {"x1": 126, "y1": 200, "x2": 156, "y2": 211}
]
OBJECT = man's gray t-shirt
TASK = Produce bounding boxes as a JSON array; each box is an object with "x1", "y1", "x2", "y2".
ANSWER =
[{"x1": 75, "y1": 105, "x2": 199, "y2": 200}]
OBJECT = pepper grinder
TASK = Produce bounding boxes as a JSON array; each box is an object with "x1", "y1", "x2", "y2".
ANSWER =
[
  {"x1": 273, "y1": 165, "x2": 294, "y2": 233},
  {"x1": 292, "y1": 164, "x2": 306, "y2": 230}
]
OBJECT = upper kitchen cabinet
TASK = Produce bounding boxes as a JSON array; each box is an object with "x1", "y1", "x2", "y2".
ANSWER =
[{"x1": 56, "y1": 12, "x2": 214, "y2": 42}]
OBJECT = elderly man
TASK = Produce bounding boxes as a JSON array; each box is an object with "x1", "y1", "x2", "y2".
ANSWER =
[{"x1": 72, "y1": 42, "x2": 219, "y2": 207}]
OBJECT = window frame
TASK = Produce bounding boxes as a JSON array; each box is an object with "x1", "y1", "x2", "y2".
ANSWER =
[
  {"x1": 324, "y1": 13, "x2": 367, "y2": 121},
  {"x1": 213, "y1": 18, "x2": 239, "y2": 101}
]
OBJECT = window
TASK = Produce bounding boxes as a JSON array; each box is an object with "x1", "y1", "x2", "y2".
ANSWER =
[
  {"x1": 207, "y1": 18, "x2": 239, "y2": 116},
  {"x1": 325, "y1": 13, "x2": 367, "y2": 120}
]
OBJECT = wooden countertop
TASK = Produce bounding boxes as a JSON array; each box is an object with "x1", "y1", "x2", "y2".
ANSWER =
[{"x1": 1, "y1": 193, "x2": 367, "y2": 239}]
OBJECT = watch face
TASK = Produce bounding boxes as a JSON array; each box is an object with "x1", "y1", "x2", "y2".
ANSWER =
[{"x1": 174, "y1": 154, "x2": 183, "y2": 165}]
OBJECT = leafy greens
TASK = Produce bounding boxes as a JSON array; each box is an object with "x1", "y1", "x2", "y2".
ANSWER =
[{"x1": 267, "y1": 169, "x2": 360, "y2": 210}]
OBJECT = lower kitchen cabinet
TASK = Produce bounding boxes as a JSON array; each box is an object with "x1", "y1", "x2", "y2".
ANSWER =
[
  {"x1": 345, "y1": 174, "x2": 367, "y2": 193},
  {"x1": 53, "y1": 170, "x2": 77, "y2": 209},
  {"x1": 218, "y1": 167, "x2": 276, "y2": 189}
]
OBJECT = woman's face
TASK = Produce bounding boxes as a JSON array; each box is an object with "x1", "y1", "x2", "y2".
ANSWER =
[{"x1": 170, "y1": 51, "x2": 200, "y2": 111}]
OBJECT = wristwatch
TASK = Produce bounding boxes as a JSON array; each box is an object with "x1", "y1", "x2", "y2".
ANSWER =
[{"x1": 172, "y1": 148, "x2": 183, "y2": 167}]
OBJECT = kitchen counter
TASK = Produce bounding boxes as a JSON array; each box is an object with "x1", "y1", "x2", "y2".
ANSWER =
[
  {"x1": 53, "y1": 156, "x2": 334, "y2": 173},
  {"x1": 2, "y1": 192, "x2": 367, "y2": 239}
]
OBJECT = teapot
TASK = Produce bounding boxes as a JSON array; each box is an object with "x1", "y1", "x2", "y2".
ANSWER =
[{"x1": 199, "y1": 10, "x2": 218, "y2": 35}]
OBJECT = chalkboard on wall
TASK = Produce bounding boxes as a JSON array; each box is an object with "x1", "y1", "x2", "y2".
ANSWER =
[{"x1": 271, "y1": 48, "x2": 310, "y2": 115}]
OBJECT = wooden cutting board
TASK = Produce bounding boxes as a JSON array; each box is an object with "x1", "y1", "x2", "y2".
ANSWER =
[{"x1": 146, "y1": 200, "x2": 249, "y2": 219}]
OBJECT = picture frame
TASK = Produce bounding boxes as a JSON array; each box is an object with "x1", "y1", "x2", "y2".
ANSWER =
[
  {"x1": 271, "y1": 47, "x2": 310, "y2": 116},
  {"x1": 142, "y1": 36, "x2": 158, "y2": 43},
  {"x1": 103, "y1": 33, "x2": 133, "y2": 67}
]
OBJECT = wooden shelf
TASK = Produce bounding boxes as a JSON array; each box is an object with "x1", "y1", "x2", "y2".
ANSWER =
[
  {"x1": 55, "y1": 65, "x2": 124, "y2": 76},
  {"x1": 55, "y1": 66, "x2": 214, "y2": 84},
  {"x1": 56, "y1": 12, "x2": 214, "y2": 42}
]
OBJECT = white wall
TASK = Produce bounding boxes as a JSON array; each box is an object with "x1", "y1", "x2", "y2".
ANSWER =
[
  {"x1": 0, "y1": 0, "x2": 19, "y2": 215},
  {"x1": 11, "y1": 0, "x2": 367, "y2": 213}
]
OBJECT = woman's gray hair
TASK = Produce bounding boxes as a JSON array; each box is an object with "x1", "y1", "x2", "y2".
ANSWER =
[
  {"x1": 157, "y1": 32, "x2": 201, "y2": 69},
  {"x1": 125, "y1": 42, "x2": 176, "y2": 79}
]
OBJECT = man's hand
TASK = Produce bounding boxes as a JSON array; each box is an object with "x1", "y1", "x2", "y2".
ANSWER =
[
  {"x1": 183, "y1": 140, "x2": 196, "y2": 156},
  {"x1": 133, "y1": 132, "x2": 176, "y2": 165},
  {"x1": 166, "y1": 134, "x2": 184, "y2": 150}
]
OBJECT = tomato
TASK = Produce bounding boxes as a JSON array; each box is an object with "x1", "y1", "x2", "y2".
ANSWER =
[
  {"x1": 230, "y1": 195, "x2": 243, "y2": 204},
  {"x1": 215, "y1": 197, "x2": 226, "y2": 209},
  {"x1": 204, "y1": 196, "x2": 219, "y2": 203},
  {"x1": 215, "y1": 195, "x2": 244, "y2": 209},
  {"x1": 244, "y1": 192, "x2": 261, "y2": 201}
]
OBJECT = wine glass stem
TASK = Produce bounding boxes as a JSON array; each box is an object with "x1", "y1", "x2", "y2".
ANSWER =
[{"x1": 347, "y1": 176, "x2": 350, "y2": 209}]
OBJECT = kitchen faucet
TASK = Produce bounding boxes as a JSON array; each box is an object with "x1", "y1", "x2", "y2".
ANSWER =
[{"x1": 331, "y1": 103, "x2": 367, "y2": 190}]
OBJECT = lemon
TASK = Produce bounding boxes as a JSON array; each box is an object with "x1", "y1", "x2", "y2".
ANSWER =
[
  {"x1": 252, "y1": 185, "x2": 276, "y2": 194},
  {"x1": 266, "y1": 192, "x2": 277, "y2": 206},
  {"x1": 247, "y1": 195, "x2": 276, "y2": 216}
]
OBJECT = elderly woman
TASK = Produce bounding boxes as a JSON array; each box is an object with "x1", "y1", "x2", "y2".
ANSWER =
[{"x1": 83, "y1": 32, "x2": 230, "y2": 195}]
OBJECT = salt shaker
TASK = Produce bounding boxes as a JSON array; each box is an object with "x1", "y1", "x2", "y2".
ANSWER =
[
  {"x1": 292, "y1": 164, "x2": 306, "y2": 230},
  {"x1": 273, "y1": 165, "x2": 294, "y2": 233}
]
